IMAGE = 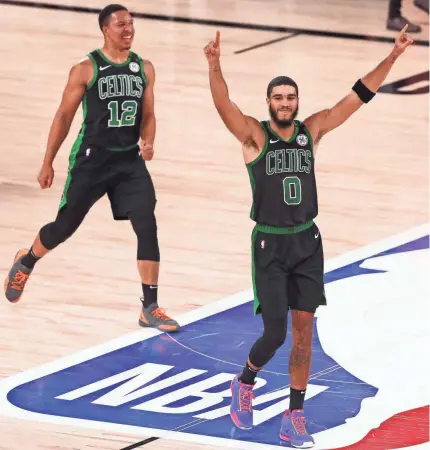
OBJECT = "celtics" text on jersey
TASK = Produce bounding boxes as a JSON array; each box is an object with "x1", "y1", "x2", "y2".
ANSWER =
[
  {"x1": 98, "y1": 75, "x2": 144, "y2": 100},
  {"x1": 266, "y1": 148, "x2": 312, "y2": 175}
]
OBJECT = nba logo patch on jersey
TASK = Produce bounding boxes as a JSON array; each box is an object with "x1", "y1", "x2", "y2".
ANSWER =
[
  {"x1": 296, "y1": 134, "x2": 308, "y2": 146},
  {"x1": 129, "y1": 62, "x2": 139, "y2": 73},
  {"x1": 261, "y1": 240, "x2": 265, "y2": 249}
]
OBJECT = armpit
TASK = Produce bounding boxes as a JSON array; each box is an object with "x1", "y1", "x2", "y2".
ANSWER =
[{"x1": 243, "y1": 137, "x2": 259, "y2": 153}]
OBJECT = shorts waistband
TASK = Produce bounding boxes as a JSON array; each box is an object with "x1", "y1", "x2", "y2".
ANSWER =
[{"x1": 255, "y1": 220, "x2": 314, "y2": 235}]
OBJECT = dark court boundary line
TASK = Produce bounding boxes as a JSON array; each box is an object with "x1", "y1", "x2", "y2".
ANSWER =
[
  {"x1": 120, "y1": 436, "x2": 159, "y2": 450},
  {"x1": 0, "y1": 0, "x2": 429, "y2": 47},
  {"x1": 235, "y1": 31, "x2": 302, "y2": 54}
]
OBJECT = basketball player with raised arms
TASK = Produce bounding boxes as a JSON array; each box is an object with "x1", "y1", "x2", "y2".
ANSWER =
[
  {"x1": 203, "y1": 26, "x2": 413, "y2": 448},
  {"x1": 4, "y1": 4, "x2": 179, "y2": 333}
]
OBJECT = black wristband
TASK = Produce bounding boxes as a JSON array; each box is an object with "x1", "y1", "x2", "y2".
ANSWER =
[{"x1": 352, "y1": 79, "x2": 375, "y2": 103}]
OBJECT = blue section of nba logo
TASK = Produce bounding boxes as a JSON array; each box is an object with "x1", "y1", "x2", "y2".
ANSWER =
[{"x1": 5, "y1": 235, "x2": 429, "y2": 446}]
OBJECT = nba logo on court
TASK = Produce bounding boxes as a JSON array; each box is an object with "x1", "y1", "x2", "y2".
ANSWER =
[{"x1": 0, "y1": 225, "x2": 428, "y2": 449}]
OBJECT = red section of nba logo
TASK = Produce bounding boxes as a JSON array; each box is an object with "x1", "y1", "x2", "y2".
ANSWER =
[{"x1": 338, "y1": 406, "x2": 429, "y2": 449}]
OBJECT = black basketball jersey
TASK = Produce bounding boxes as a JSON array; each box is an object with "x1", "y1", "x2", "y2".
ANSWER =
[
  {"x1": 246, "y1": 120, "x2": 318, "y2": 227},
  {"x1": 76, "y1": 49, "x2": 147, "y2": 151}
]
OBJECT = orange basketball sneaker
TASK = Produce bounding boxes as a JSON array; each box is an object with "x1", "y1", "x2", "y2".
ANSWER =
[
  {"x1": 139, "y1": 302, "x2": 180, "y2": 332},
  {"x1": 4, "y1": 249, "x2": 33, "y2": 303}
]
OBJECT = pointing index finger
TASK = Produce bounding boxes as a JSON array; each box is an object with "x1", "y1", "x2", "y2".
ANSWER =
[
  {"x1": 399, "y1": 24, "x2": 408, "y2": 36},
  {"x1": 215, "y1": 30, "x2": 220, "y2": 47}
]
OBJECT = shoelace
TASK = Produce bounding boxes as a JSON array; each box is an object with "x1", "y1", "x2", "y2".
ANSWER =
[
  {"x1": 292, "y1": 414, "x2": 307, "y2": 435},
  {"x1": 151, "y1": 307, "x2": 171, "y2": 321},
  {"x1": 239, "y1": 386, "x2": 255, "y2": 412},
  {"x1": 11, "y1": 271, "x2": 29, "y2": 291}
]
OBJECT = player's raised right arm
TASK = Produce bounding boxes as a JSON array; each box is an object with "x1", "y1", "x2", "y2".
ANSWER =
[
  {"x1": 38, "y1": 61, "x2": 88, "y2": 188},
  {"x1": 204, "y1": 31, "x2": 253, "y2": 144}
]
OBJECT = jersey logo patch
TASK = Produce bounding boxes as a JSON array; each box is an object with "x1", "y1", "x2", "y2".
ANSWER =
[
  {"x1": 296, "y1": 134, "x2": 308, "y2": 146},
  {"x1": 269, "y1": 139, "x2": 279, "y2": 144},
  {"x1": 100, "y1": 65, "x2": 111, "y2": 71},
  {"x1": 129, "y1": 62, "x2": 140, "y2": 73}
]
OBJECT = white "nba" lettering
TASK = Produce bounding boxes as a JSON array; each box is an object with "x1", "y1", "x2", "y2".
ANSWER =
[
  {"x1": 56, "y1": 363, "x2": 328, "y2": 425},
  {"x1": 56, "y1": 363, "x2": 205, "y2": 406}
]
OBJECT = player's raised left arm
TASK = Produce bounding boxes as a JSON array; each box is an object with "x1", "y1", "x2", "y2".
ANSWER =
[
  {"x1": 305, "y1": 25, "x2": 414, "y2": 143},
  {"x1": 140, "y1": 60, "x2": 156, "y2": 160}
]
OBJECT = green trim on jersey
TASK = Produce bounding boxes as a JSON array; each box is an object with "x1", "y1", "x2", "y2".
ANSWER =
[
  {"x1": 96, "y1": 49, "x2": 132, "y2": 67},
  {"x1": 267, "y1": 119, "x2": 299, "y2": 143},
  {"x1": 137, "y1": 56, "x2": 147, "y2": 85},
  {"x1": 58, "y1": 95, "x2": 88, "y2": 210},
  {"x1": 255, "y1": 220, "x2": 313, "y2": 235},
  {"x1": 302, "y1": 123, "x2": 313, "y2": 149},
  {"x1": 302, "y1": 123, "x2": 314, "y2": 160},
  {"x1": 251, "y1": 226, "x2": 260, "y2": 315},
  {"x1": 246, "y1": 122, "x2": 269, "y2": 220},
  {"x1": 87, "y1": 53, "x2": 98, "y2": 90}
]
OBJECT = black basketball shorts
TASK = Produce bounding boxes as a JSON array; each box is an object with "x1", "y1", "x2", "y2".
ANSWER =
[
  {"x1": 58, "y1": 145, "x2": 156, "y2": 221},
  {"x1": 251, "y1": 221, "x2": 326, "y2": 318}
]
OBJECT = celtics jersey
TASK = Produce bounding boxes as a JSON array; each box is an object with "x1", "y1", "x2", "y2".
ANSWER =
[
  {"x1": 77, "y1": 49, "x2": 147, "y2": 151},
  {"x1": 246, "y1": 120, "x2": 318, "y2": 227}
]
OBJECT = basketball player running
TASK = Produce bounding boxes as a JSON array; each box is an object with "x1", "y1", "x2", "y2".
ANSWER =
[
  {"x1": 4, "y1": 4, "x2": 179, "y2": 333},
  {"x1": 204, "y1": 26, "x2": 413, "y2": 447}
]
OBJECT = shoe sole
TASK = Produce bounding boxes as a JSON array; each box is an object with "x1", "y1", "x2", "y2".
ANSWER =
[
  {"x1": 4, "y1": 249, "x2": 29, "y2": 303},
  {"x1": 138, "y1": 318, "x2": 180, "y2": 332},
  {"x1": 280, "y1": 432, "x2": 314, "y2": 448},
  {"x1": 387, "y1": 25, "x2": 421, "y2": 32},
  {"x1": 230, "y1": 411, "x2": 252, "y2": 430}
]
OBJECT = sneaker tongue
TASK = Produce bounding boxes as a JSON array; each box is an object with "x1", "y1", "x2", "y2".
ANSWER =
[{"x1": 143, "y1": 302, "x2": 159, "y2": 312}]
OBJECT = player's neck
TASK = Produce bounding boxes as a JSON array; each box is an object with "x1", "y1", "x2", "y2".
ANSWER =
[
  {"x1": 269, "y1": 120, "x2": 296, "y2": 141},
  {"x1": 99, "y1": 45, "x2": 130, "y2": 64}
]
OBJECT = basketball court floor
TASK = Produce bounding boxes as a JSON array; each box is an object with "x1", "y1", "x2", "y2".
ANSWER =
[{"x1": 0, "y1": 0, "x2": 428, "y2": 449}]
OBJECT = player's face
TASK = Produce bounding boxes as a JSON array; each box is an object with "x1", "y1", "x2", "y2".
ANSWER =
[
  {"x1": 104, "y1": 10, "x2": 135, "y2": 50},
  {"x1": 267, "y1": 85, "x2": 299, "y2": 128}
]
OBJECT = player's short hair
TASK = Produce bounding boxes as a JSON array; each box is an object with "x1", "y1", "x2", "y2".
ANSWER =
[
  {"x1": 98, "y1": 4, "x2": 129, "y2": 30},
  {"x1": 267, "y1": 76, "x2": 299, "y2": 98}
]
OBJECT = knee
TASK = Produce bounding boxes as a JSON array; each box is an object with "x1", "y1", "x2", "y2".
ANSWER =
[
  {"x1": 291, "y1": 311, "x2": 314, "y2": 345},
  {"x1": 264, "y1": 324, "x2": 287, "y2": 350},
  {"x1": 130, "y1": 210, "x2": 157, "y2": 237},
  {"x1": 130, "y1": 211, "x2": 160, "y2": 261},
  {"x1": 292, "y1": 310, "x2": 314, "y2": 329},
  {"x1": 39, "y1": 212, "x2": 81, "y2": 250}
]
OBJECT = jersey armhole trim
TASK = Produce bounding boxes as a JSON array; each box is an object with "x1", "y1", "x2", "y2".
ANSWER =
[
  {"x1": 246, "y1": 121, "x2": 269, "y2": 168},
  {"x1": 302, "y1": 123, "x2": 314, "y2": 158},
  {"x1": 87, "y1": 53, "x2": 98, "y2": 90},
  {"x1": 138, "y1": 56, "x2": 148, "y2": 85}
]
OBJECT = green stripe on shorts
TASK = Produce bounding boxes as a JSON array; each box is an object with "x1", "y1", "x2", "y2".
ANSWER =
[{"x1": 251, "y1": 226, "x2": 261, "y2": 315}]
